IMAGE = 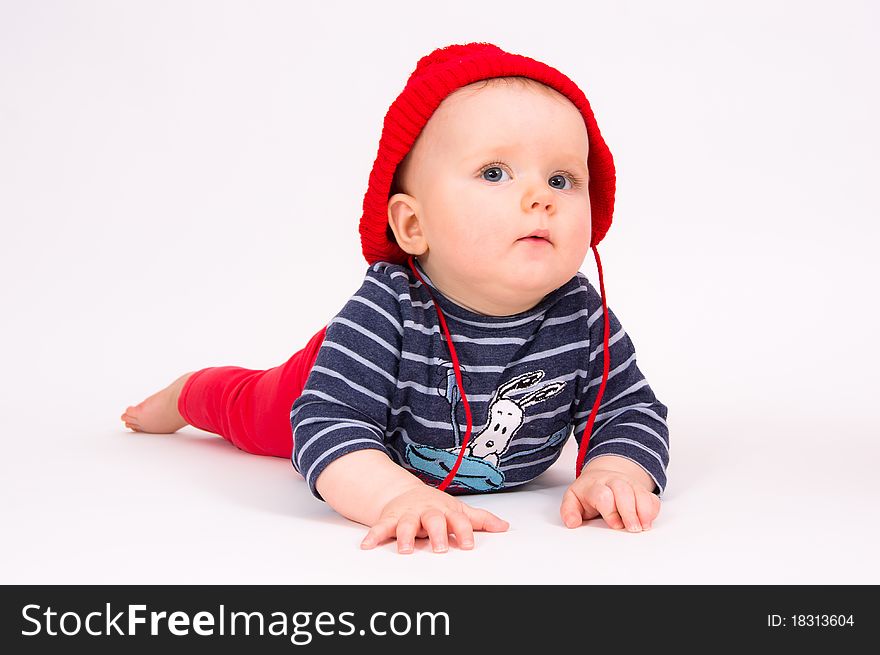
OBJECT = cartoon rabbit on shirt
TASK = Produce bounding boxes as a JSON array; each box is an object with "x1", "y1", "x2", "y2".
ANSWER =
[{"x1": 405, "y1": 368, "x2": 568, "y2": 490}]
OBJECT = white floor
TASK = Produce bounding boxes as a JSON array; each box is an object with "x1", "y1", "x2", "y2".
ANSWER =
[
  {"x1": 3, "y1": 395, "x2": 878, "y2": 584},
  {"x1": 2, "y1": 1, "x2": 879, "y2": 585}
]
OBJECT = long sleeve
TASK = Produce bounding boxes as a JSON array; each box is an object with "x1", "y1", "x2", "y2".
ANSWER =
[
  {"x1": 572, "y1": 277, "x2": 670, "y2": 497},
  {"x1": 290, "y1": 264, "x2": 404, "y2": 501}
]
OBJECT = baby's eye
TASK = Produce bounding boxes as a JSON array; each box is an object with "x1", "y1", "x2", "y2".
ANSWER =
[
  {"x1": 481, "y1": 166, "x2": 511, "y2": 183},
  {"x1": 549, "y1": 174, "x2": 575, "y2": 191},
  {"x1": 480, "y1": 162, "x2": 582, "y2": 190}
]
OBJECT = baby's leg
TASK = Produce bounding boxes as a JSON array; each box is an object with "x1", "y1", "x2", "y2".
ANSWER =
[
  {"x1": 121, "y1": 326, "x2": 328, "y2": 459},
  {"x1": 121, "y1": 372, "x2": 193, "y2": 435}
]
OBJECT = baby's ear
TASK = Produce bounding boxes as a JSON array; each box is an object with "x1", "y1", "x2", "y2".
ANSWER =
[{"x1": 387, "y1": 193, "x2": 428, "y2": 256}]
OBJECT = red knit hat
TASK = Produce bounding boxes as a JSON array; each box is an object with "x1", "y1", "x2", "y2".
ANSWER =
[
  {"x1": 359, "y1": 41, "x2": 616, "y2": 265},
  {"x1": 359, "y1": 42, "x2": 616, "y2": 487}
]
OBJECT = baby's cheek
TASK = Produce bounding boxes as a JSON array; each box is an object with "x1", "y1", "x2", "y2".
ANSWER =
[
  {"x1": 458, "y1": 218, "x2": 493, "y2": 246},
  {"x1": 454, "y1": 226, "x2": 495, "y2": 261}
]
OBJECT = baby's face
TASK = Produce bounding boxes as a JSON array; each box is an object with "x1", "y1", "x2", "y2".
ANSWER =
[{"x1": 388, "y1": 80, "x2": 591, "y2": 316}]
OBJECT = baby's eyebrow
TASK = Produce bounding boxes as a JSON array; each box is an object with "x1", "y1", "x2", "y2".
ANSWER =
[
  {"x1": 462, "y1": 146, "x2": 589, "y2": 174},
  {"x1": 563, "y1": 159, "x2": 590, "y2": 175}
]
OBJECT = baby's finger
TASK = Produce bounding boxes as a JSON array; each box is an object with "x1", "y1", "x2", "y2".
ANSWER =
[
  {"x1": 560, "y1": 488, "x2": 586, "y2": 528},
  {"x1": 395, "y1": 513, "x2": 421, "y2": 554},
  {"x1": 361, "y1": 518, "x2": 397, "y2": 550},
  {"x1": 635, "y1": 489, "x2": 661, "y2": 530},
  {"x1": 445, "y1": 510, "x2": 475, "y2": 549},
  {"x1": 421, "y1": 509, "x2": 449, "y2": 553},
  {"x1": 587, "y1": 483, "x2": 624, "y2": 530},
  {"x1": 607, "y1": 479, "x2": 641, "y2": 532},
  {"x1": 461, "y1": 505, "x2": 510, "y2": 532}
]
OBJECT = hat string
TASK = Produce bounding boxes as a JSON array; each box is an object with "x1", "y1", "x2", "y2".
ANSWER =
[
  {"x1": 575, "y1": 245, "x2": 610, "y2": 477},
  {"x1": 406, "y1": 255, "x2": 474, "y2": 491}
]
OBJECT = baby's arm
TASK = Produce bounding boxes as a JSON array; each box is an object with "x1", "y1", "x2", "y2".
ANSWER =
[
  {"x1": 316, "y1": 449, "x2": 509, "y2": 553},
  {"x1": 564, "y1": 279, "x2": 670, "y2": 530},
  {"x1": 291, "y1": 265, "x2": 508, "y2": 552}
]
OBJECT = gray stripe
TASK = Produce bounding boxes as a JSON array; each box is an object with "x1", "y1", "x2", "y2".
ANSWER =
[
  {"x1": 320, "y1": 341, "x2": 397, "y2": 384},
  {"x1": 394, "y1": 378, "x2": 494, "y2": 402},
  {"x1": 291, "y1": 388, "x2": 342, "y2": 415},
  {"x1": 540, "y1": 307, "x2": 590, "y2": 328},
  {"x1": 389, "y1": 270, "x2": 416, "y2": 283},
  {"x1": 365, "y1": 275, "x2": 408, "y2": 301},
  {"x1": 589, "y1": 437, "x2": 664, "y2": 466},
  {"x1": 500, "y1": 451, "x2": 561, "y2": 472},
  {"x1": 586, "y1": 439, "x2": 664, "y2": 477},
  {"x1": 296, "y1": 421, "x2": 382, "y2": 469},
  {"x1": 351, "y1": 296, "x2": 403, "y2": 336},
  {"x1": 399, "y1": 351, "x2": 467, "y2": 367},
  {"x1": 385, "y1": 426, "x2": 419, "y2": 447},
  {"x1": 510, "y1": 340, "x2": 584, "y2": 366},
  {"x1": 401, "y1": 306, "x2": 591, "y2": 335},
  {"x1": 575, "y1": 406, "x2": 668, "y2": 442},
  {"x1": 306, "y1": 438, "x2": 387, "y2": 491},
  {"x1": 389, "y1": 406, "x2": 458, "y2": 431},
  {"x1": 403, "y1": 338, "x2": 598, "y2": 374},
  {"x1": 508, "y1": 430, "x2": 570, "y2": 448},
  {"x1": 597, "y1": 379, "x2": 649, "y2": 409},
  {"x1": 522, "y1": 403, "x2": 572, "y2": 423},
  {"x1": 433, "y1": 308, "x2": 543, "y2": 330},
  {"x1": 589, "y1": 326, "x2": 625, "y2": 361},
  {"x1": 563, "y1": 284, "x2": 588, "y2": 300},
  {"x1": 584, "y1": 352, "x2": 636, "y2": 389},
  {"x1": 615, "y1": 421, "x2": 670, "y2": 456},
  {"x1": 295, "y1": 415, "x2": 381, "y2": 433},
  {"x1": 575, "y1": 402, "x2": 657, "y2": 422},
  {"x1": 575, "y1": 403, "x2": 665, "y2": 426},
  {"x1": 368, "y1": 275, "x2": 437, "y2": 310},
  {"x1": 329, "y1": 317, "x2": 400, "y2": 358},
  {"x1": 310, "y1": 366, "x2": 391, "y2": 408},
  {"x1": 404, "y1": 321, "x2": 529, "y2": 345}
]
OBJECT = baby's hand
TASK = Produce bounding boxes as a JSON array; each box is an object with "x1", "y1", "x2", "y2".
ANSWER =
[
  {"x1": 360, "y1": 484, "x2": 509, "y2": 554},
  {"x1": 559, "y1": 455, "x2": 660, "y2": 532}
]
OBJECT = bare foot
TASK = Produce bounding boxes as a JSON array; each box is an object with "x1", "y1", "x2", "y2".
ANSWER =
[{"x1": 121, "y1": 372, "x2": 195, "y2": 434}]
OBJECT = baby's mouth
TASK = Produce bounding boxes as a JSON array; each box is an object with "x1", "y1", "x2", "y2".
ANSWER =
[{"x1": 517, "y1": 229, "x2": 552, "y2": 244}]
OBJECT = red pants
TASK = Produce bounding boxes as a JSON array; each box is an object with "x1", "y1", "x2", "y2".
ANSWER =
[{"x1": 176, "y1": 326, "x2": 328, "y2": 458}]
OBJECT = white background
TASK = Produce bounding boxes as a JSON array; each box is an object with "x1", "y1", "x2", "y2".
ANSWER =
[{"x1": 1, "y1": 0, "x2": 878, "y2": 584}]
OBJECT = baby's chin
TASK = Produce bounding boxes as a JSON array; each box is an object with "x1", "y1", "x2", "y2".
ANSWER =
[
  {"x1": 505, "y1": 257, "x2": 575, "y2": 292},
  {"x1": 512, "y1": 276, "x2": 566, "y2": 299},
  {"x1": 489, "y1": 269, "x2": 570, "y2": 306},
  {"x1": 451, "y1": 257, "x2": 576, "y2": 308}
]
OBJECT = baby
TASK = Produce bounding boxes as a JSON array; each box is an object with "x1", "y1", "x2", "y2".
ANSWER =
[{"x1": 121, "y1": 42, "x2": 670, "y2": 554}]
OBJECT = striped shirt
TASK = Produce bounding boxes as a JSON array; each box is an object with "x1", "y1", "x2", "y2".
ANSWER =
[{"x1": 290, "y1": 259, "x2": 670, "y2": 501}]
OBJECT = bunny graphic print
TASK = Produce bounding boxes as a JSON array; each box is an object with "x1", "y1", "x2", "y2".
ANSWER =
[
  {"x1": 291, "y1": 260, "x2": 670, "y2": 500},
  {"x1": 404, "y1": 368, "x2": 570, "y2": 491}
]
